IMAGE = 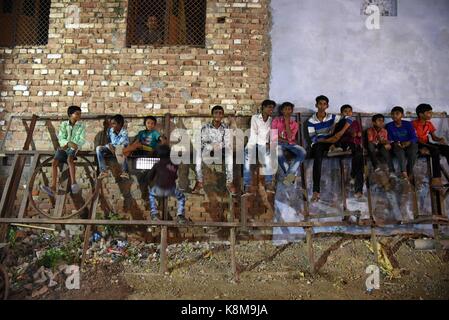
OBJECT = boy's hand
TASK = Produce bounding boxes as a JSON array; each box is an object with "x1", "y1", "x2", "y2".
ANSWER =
[
  {"x1": 108, "y1": 143, "x2": 115, "y2": 152},
  {"x1": 438, "y1": 137, "x2": 446, "y2": 145},
  {"x1": 385, "y1": 143, "x2": 392, "y2": 151},
  {"x1": 402, "y1": 141, "x2": 411, "y2": 148},
  {"x1": 420, "y1": 147, "x2": 430, "y2": 156}
]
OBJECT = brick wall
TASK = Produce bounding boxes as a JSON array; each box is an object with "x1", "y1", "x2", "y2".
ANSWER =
[{"x1": 0, "y1": 0, "x2": 273, "y2": 239}]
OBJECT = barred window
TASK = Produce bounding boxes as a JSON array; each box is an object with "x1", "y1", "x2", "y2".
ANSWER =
[
  {"x1": 126, "y1": 0, "x2": 207, "y2": 47},
  {"x1": 0, "y1": 0, "x2": 51, "y2": 47}
]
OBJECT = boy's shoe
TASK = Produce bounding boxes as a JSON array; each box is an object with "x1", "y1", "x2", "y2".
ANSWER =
[
  {"x1": 150, "y1": 214, "x2": 160, "y2": 222},
  {"x1": 176, "y1": 215, "x2": 188, "y2": 225},
  {"x1": 374, "y1": 167, "x2": 382, "y2": 173},
  {"x1": 226, "y1": 183, "x2": 238, "y2": 195},
  {"x1": 327, "y1": 146, "x2": 344, "y2": 156},
  {"x1": 191, "y1": 181, "x2": 204, "y2": 194},
  {"x1": 389, "y1": 172, "x2": 397, "y2": 179},
  {"x1": 71, "y1": 183, "x2": 81, "y2": 194},
  {"x1": 283, "y1": 174, "x2": 296, "y2": 185},
  {"x1": 120, "y1": 172, "x2": 130, "y2": 180},
  {"x1": 98, "y1": 171, "x2": 109, "y2": 180},
  {"x1": 349, "y1": 178, "x2": 355, "y2": 186},
  {"x1": 40, "y1": 185, "x2": 55, "y2": 198}
]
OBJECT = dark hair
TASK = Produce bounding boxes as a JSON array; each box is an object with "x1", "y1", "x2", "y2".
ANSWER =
[
  {"x1": 211, "y1": 105, "x2": 224, "y2": 114},
  {"x1": 67, "y1": 105, "x2": 81, "y2": 117},
  {"x1": 315, "y1": 95, "x2": 329, "y2": 104},
  {"x1": 372, "y1": 114, "x2": 385, "y2": 122},
  {"x1": 340, "y1": 104, "x2": 352, "y2": 113},
  {"x1": 261, "y1": 99, "x2": 276, "y2": 110},
  {"x1": 156, "y1": 144, "x2": 170, "y2": 159},
  {"x1": 416, "y1": 103, "x2": 432, "y2": 117},
  {"x1": 391, "y1": 106, "x2": 404, "y2": 115},
  {"x1": 111, "y1": 114, "x2": 125, "y2": 127},
  {"x1": 144, "y1": 115, "x2": 157, "y2": 126},
  {"x1": 280, "y1": 102, "x2": 294, "y2": 114}
]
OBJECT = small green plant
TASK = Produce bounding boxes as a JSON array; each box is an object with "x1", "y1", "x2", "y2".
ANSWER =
[
  {"x1": 7, "y1": 226, "x2": 17, "y2": 248},
  {"x1": 104, "y1": 212, "x2": 124, "y2": 238},
  {"x1": 38, "y1": 248, "x2": 66, "y2": 269}
]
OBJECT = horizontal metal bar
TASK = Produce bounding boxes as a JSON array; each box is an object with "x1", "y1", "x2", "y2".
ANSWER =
[
  {"x1": 0, "y1": 217, "x2": 447, "y2": 228},
  {"x1": 9, "y1": 112, "x2": 448, "y2": 122}
]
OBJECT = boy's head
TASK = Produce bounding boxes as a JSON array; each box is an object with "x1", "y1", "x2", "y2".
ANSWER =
[
  {"x1": 261, "y1": 99, "x2": 276, "y2": 116},
  {"x1": 111, "y1": 114, "x2": 125, "y2": 132},
  {"x1": 211, "y1": 105, "x2": 224, "y2": 122},
  {"x1": 391, "y1": 106, "x2": 404, "y2": 122},
  {"x1": 416, "y1": 103, "x2": 433, "y2": 120},
  {"x1": 144, "y1": 116, "x2": 157, "y2": 130},
  {"x1": 340, "y1": 104, "x2": 353, "y2": 117},
  {"x1": 315, "y1": 95, "x2": 329, "y2": 112},
  {"x1": 67, "y1": 105, "x2": 81, "y2": 122},
  {"x1": 156, "y1": 144, "x2": 170, "y2": 159},
  {"x1": 280, "y1": 102, "x2": 294, "y2": 117},
  {"x1": 372, "y1": 114, "x2": 385, "y2": 129}
]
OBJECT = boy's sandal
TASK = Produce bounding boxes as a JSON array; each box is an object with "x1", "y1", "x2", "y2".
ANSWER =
[
  {"x1": 40, "y1": 185, "x2": 55, "y2": 198},
  {"x1": 311, "y1": 193, "x2": 320, "y2": 202},
  {"x1": 120, "y1": 172, "x2": 130, "y2": 179}
]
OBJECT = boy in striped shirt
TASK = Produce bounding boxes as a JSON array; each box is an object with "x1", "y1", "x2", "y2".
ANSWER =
[{"x1": 306, "y1": 95, "x2": 351, "y2": 201}]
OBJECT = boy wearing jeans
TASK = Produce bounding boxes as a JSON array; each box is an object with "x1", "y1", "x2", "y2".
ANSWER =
[
  {"x1": 148, "y1": 145, "x2": 187, "y2": 224},
  {"x1": 192, "y1": 105, "x2": 237, "y2": 195},
  {"x1": 243, "y1": 99, "x2": 276, "y2": 194},
  {"x1": 272, "y1": 102, "x2": 307, "y2": 185},
  {"x1": 96, "y1": 114, "x2": 130, "y2": 180},
  {"x1": 386, "y1": 106, "x2": 418, "y2": 180},
  {"x1": 412, "y1": 103, "x2": 449, "y2": 188}
]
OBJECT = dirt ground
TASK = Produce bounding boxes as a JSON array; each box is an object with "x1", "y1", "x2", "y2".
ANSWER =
[{"x1": 8, "y1": 236, "x2": 448, "y2": 300}]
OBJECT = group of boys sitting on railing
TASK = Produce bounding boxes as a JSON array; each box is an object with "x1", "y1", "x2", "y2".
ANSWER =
[{"x1": 38, "y1": 95, "x2": 449, "y2": 223}]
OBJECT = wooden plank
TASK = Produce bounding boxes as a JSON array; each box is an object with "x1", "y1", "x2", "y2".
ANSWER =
[
  {"x1": 306, "y1": 227, "x2": 315, "y2": 274},
  {"x1": 229, "y1": 227, "x2": 238, "y2": 280},
  {"x1": 0, "y1": 154, "x2": 19, "y2": 218},
  {"x1": 160, "y1": 226, "x2": 168, "y2": 274},
  {"x1": 17, "y1": 154, "x2": 40, "y2": 219},
  {"x1": 45, "y1": 120, "x2": 60, "y2": 150},
  {"x1": 81, "y1": 185, "x2": 100, "y2": 269},
  {"x1": 22, "y1": 120, "x2": 36, "y2": 150}
]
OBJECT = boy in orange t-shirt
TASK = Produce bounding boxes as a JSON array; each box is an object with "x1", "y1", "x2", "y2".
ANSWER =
[{"x1": 412, "y1": 103, "x2": 449, "y2": 188}]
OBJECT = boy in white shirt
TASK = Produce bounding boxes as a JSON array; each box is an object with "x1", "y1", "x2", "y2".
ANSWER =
[{"x1": 243, "y1": 99, "x2": 276, "y2": 194}]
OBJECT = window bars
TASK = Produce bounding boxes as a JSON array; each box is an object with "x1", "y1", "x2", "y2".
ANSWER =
[
  {"x1": 126, "y1": 0, "x2": 207, "y2": 47},
  {"x1": 0, "y1": 0, "x2": 51, "y2": 47}
]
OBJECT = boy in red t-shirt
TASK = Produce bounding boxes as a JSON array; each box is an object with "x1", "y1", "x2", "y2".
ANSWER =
[
  {"x1": 367, "y1": 114, "x2": 395, "y2": 176},
  {"x1": 412, "y1": 103, "x2": 449, "y2": 188}
]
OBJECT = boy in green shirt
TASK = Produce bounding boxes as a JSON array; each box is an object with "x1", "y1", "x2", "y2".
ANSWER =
[{"x1": 41, "y1": 105, "x2": 86, "y2": 197}]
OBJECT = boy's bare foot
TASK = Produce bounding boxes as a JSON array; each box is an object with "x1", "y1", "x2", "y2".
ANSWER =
[
  {"x1": 401, "y1": 172, "x2": 409, "y2": 180},
  {"x1": 227, "y1": 183, "x2": 237, "y2": 195},
  {"x1": 191, "y1": 181, "x2": 203, "y2": 194},
  {"x1": 98, "y1": 171, "x2": 109, "y2": 180},
  {"x1": 311, "y1": 192, "x2": 320, "y2": 202},
  {"x1": 242, "y1": 186, "x2": 253, "y2": 196}
]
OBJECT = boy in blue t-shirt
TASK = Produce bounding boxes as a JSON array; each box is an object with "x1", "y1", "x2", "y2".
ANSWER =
[
  {"x1": 385, "y1": 106, "x2": 418, "y2": 180},
  {"x1": 124, "y1": 116, "x2": 164, "y2": 157}
]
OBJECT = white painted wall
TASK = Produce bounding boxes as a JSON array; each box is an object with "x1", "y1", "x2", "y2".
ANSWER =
[{"x1": 269, "y1": 0, "x2": 449, "y2": 113}]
